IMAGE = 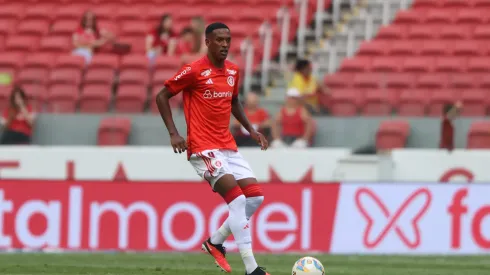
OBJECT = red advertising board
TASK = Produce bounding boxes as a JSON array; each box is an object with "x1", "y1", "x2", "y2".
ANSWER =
[{"x1": 0, "y1": 180, "x2": 340, "y2": 252}]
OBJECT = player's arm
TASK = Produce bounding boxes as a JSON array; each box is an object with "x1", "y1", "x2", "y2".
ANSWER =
[{"x1": 156, "y1": 65, "x2": 194, "y2": 153}]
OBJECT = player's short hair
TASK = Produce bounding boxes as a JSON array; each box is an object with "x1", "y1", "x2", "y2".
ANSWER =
[{"x1": 205, "y1": 22, "x2": 230, "y2": 37}]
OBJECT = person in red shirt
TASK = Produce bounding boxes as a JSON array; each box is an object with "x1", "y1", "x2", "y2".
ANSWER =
[
  {"x1": 146, "y1": 14, "x2": 177, "y2": 61},
  {"x1": 0, "y1": 86, "x2": 35, "y2": 145},
  {"x1": 156, "y1": 23, "x2": 270, "y2": 275},
  {"x1": 72, "y1": 11, "x2": 113, "y2": 64},
  {"x1": 440, "y1": 101, "x2": 462, "y2": 151},
  {"x1": 232, "y1": 92, "x2": 270, "y2": 146},
  {"x1": 271, "y1": 88, "x2": 314, "y2": 148},
  {"x1": 174, "y1": 27, "x2": 196, "y2": 56}
]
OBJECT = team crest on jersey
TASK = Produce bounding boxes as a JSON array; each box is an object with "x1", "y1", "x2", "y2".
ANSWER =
[
  {"x1": 227, "y1": 76, "x2": 235, "y2": 87},
  {"x1": 226, "y1": 69, "x2": 237, "y2": 75},
  {"x1": 201, "y1": 69, "x2": 212, "y2": 77}
]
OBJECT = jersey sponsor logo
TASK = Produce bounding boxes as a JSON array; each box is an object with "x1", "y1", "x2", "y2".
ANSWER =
[
  {"x1": 174, "y1": 66, "x2": 192, "y2": 81},
  {"x1": 203, "y1": 90, "x2": 233, "y2": 99},
  {"x1": 227, "y1": 76, "x2": 235, "y2": 87},
  {"x1": 205, "y1": 79, "x2": 213, "y2": 85},
  {"x1": 201, "y1": 69, "x2": 212, "y2": 77},
  {"x1": 226, "y1": 69, "x2": 237, "y2": 75}
]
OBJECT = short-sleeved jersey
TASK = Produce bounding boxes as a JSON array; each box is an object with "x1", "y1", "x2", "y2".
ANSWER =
[{"x1": 164, "y1": 55, "x2": 240, "y2": 159}]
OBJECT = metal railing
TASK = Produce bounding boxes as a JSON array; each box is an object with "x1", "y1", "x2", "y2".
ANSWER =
[
  {"x1": 295, "y1": 0, "x2": 308, "y2": 59},
  {"x1": 260, "y1": 23, "x2": 273, "y2": 91},
  {"x1": 314, "y1": 0, "x2": 325, "y2": 45},
  {"x1": 278, "y1": 7, "x2": 291, "y2": 71},
  {"x1": 242, "y1": 39, "x2": 254, "y2": 96}
]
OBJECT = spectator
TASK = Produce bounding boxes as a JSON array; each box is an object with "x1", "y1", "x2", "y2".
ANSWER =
[
  {"x1": 440, "y1": 101, "x2": 462, "y2": 151},
  {"x1": 174, "y1": 27, "x2": 195, "y2": 56},
  {"x1": 190, "y1": 16, "x2": 207, "y2": 54},
  {"x1": 288, "y1": 59, "x2": 328, "y2": 114},
  {"x1": 0, "y1": 86, "x2": 35, "y2": 145},
  {"x1": 72, "y1": 11, "x2": 114, "y2": 64},
  {"x1": 146, "y1": 14, "x2": 177, "y2": 61},
  {"x1": 232, "y1": 92, "x2": 271, "y2": 147},
  {"x1": 271, "y1": 88, "x2": 314, "y2": 148}
]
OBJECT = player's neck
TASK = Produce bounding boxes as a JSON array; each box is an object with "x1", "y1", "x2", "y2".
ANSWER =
[{"x1": 207, "y1": 53, "x2": 225, "y2": 68}]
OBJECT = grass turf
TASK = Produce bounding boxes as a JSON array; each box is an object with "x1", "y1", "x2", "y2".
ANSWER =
[{"x1": 0, "y1": 252, "x2": 488, "y2": 275}]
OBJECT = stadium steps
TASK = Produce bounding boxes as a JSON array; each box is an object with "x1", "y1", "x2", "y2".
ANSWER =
[{"x1": 314, "y1": 0, "x2": 414, "y2": 76}]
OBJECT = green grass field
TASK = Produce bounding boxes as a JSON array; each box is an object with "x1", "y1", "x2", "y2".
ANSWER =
[{"x1": 0, "y1": 252, "x2": 488, "y2": 275}]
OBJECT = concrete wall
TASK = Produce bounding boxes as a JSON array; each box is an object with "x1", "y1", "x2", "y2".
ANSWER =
[{"x1": 16, "y1": 114, "x2": 481, "y2": 149}]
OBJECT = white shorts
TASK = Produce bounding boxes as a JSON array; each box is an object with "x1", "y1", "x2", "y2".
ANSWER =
[{"x1": 189, "y1": 149, "x2": 255, "y2": 190}]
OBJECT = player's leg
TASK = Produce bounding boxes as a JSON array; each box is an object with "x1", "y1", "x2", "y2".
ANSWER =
[
  {"x1": 213, "y1": 174, "x2": 261, "y2": 275},
  {"x1": 209, "y1": 177, "x2": 264, "y2": 245}
]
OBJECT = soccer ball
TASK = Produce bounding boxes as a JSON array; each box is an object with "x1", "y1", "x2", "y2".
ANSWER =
[{"x1": 291, "y1": 256, "x2": 325, "y2": 275}]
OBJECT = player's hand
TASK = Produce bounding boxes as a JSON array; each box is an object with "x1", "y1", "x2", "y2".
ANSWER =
[
  {"x1": 250, "y1": 130, "x2": 268, "y2": 151},
  {"x1": 170, "y1": 133, "x2": 187, "y2": 154}
]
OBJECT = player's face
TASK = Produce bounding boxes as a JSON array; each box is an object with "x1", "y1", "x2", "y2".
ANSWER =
[{"x1": 207, "y1": 29, "x2": 231, "y2": 60}]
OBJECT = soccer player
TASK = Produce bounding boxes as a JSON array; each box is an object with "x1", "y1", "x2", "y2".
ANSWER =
[{"x1": 156, "y1": 22, "x2": 270, "y2": 275}]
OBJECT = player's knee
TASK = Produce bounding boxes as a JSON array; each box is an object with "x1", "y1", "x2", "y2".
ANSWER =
[
  {"x1": 242, "y1": 183, "x2": 264, "y2": 198},
  {"x1": 246, "y1": 195, "x2": 264, "y2": 208}
]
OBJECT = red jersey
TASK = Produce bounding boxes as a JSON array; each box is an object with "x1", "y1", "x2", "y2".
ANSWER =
[
  {"x1": 164, "y1": 55, "x2": 240, "y2": 158},
  {"x1": 73, "y1": 28, "x2": 98, "y2": 47},
  {"x1": 281, "y1": 107, "x2": 305, "y2": 137},
  {"x1": 236, "y1": 108, "x2": 268, "y2": 136},
  {"x1": 3, "y1": 105, "x2": 34, "y2": 136}
]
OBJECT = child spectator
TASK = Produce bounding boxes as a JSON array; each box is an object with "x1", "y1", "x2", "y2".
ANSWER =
[
  {"x1": 288, "y1": 59, "x2": 328, "y2": 114},
  {"x1": 271, "y1": 88, "x2": 314, "y2": 148},
  {"x1": 232, "y1": 92, "x2": 270, "y2": 147},
  {"x1": 0, "y1": 86, "x2": 35, "y2": 145},
  {"x1": 146, "y1": 14, "x2": 177, "y2": 61},
  {"x1": 72, "y1": 11, "x2": 114, "y2": 64},
  {"x1": 174, "y1": 27, "x2": 196, "y2": 56}
]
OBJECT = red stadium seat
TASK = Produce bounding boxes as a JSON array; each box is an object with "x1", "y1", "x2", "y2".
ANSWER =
[
  {"x1": 329, "y1": 89, "x2": 360, "y2": 116},
  {"x1": 115, "y1": 6, "x2": 147, "y2": 23},
  {"x1": 55, "y1": 55, "x2": 85, "y2": 70},
  {"x1": 22, "y1": 83, "x2": 47, "y2": 109},
  {"x1": 324, "y1": 73, "x2": 354, "y2": 89},
  {"x1": 459, "y1": 89, "x2": 487, "y2": 116},
  {"x1": 376, "y1": 25, "x2": 407, "y2": 40},
  {"x1": 467, "y1": 121, "x2": 490, "y2": 149},
  {"x1": 408, "y1": 25, "x2": 440, "y2": 40},
  {"x1": 425, "y1": 9, "x2": 456, "y2": 24},
  {"x1": 402, "y1": 56, "x2": 434, "y2": 72},
  {"x1": 353, "y1": 73, "x2": 381, "y2": 89},
  {"x1": 5, "y1": 36, "x2": 40, "y2": 53},
  {"x1": 376, "y1": 120, "x2": 410, "y2": 150},
  {"x1": 118, "y1": 35, "x2": 146, "y2": 54},
  {"x1": 79, "y1": 84, "x2": 112, "y2": 113},
  {"x1": 385, "y1": 73, "x2": 417, "y2": 89},
  {"x1": 120, "y1": 22, "x2": 149, "y2": 37},
  {"x1": 114, "y1": 84, "x2": 147, "y2": 113},
  {"x1": 417, "y1": 73, "x2": 448, "y2": 89},
  {"x1": 0, "y1": 4, "x2": 25, "y2": 21},
  {"x1": 449, "y1": 73, "x2": 480, "y2": 89},
  {"x1": 451, "y1": 40, "x2": 482, "y2": 56},
  {"x1": 24, "y1": 53, "x2": 56, "y2": 70},
  {"x1": 434, "y1": 57, "x2": 466, "y2": 72},
  {"x1": 439, "y1": 25, "x2": 471, "y2": 40},
  {"x1": 357, "y1": 40, "x2": 388, "y2": 56},
  {"x1": 92, "y1": 5, "x2": 116, "y2": 21},
  {"x1": 455, "y1": 9, "x2": 486, "y2": 24},
  {"x1": 473, "y1": 0, "x2": 490, "y2": 8},
  {"x1": 371, "y1": 57, "x2": 403, "y2": 72},
  {"x1": 338, "y1": 57, "x2": 371, "y2": 72},
  {"x1": 16, "y1": 19, "x2": 50, "y2": 37},
  {"x1": 467, "y1": 57, "x2": 490, "y2": 72},
  {"x1": 397, "y1": 89, "x2": 427, "y2": 116},
  {"x1": 388, "y1": 40, "x2": 418, "y2": 56},
  {"x1": 39, "y1": 36, "x2": 71, "y2": 53},
  {"x1": 51, "y1": 19, "x2": 79, "y2": 36},
  {"x1": 49, "y1": 68, "x2": 82, "y2": 86},
  {"x1": 153, "y1": 55, "x2": 181, "y2": 71},
  {"x1": 444, "y1": 0, "x2": 470, "y2": 8},
  {"x1": 46, "y1": 84, "x2": 78, "y2": 113},
  {"x1": 120, "y1": 54, "x2": 150, "y2": 70},
  {"x1": 0, "y1": 52, "x2": 24, "y2": 73},
  {"x1": 17, "y1": 68, "x2": 50, "y2": 86},
  {"x1": 88, "y1": 54, "x2": 120, "y2": 70},
  {"x1": 412, "y1": 0, "x2": 440, "y2": 9},
  {"x1": 98, "y1": 117, "x2": 131, "y2": 146},
  {"x1": 362, "y1": 89, "x2": 395, "y2": 116},
  {"x1": 394, "y1": 9, "x2": 424, "y2": 24},
  {"x1": 0, "y1": 19, "x2": 17, "y2": 37},
  {"x1": 55, "y1": 4, "x2": 87, "y2": 20},
  {"x1": 119, "y1": 69, "x2": 150, "y2": 86},
  {"x1": 473, "y1": 25, "x2": 490, "y2": 40},
  {"x1": 84, "y1": 69, "x2": 115, "y2": 85},
  {"x1": 420, "y1": 40, "x2": 450, "y2": 56},
  {"x1": 24, "y1": 4, "x2": 54, "y2": 21},
  {"x1": 427, "y1": 89, "x2": 457, "y2": 116}
]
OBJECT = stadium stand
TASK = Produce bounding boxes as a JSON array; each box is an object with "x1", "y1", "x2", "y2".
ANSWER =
[
  {"x1": 97, "y1": 117, "x2": 131, "y2": 146},
  {"x1": 326, "y1": 0, "x2": 490, "y2": 119}
]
